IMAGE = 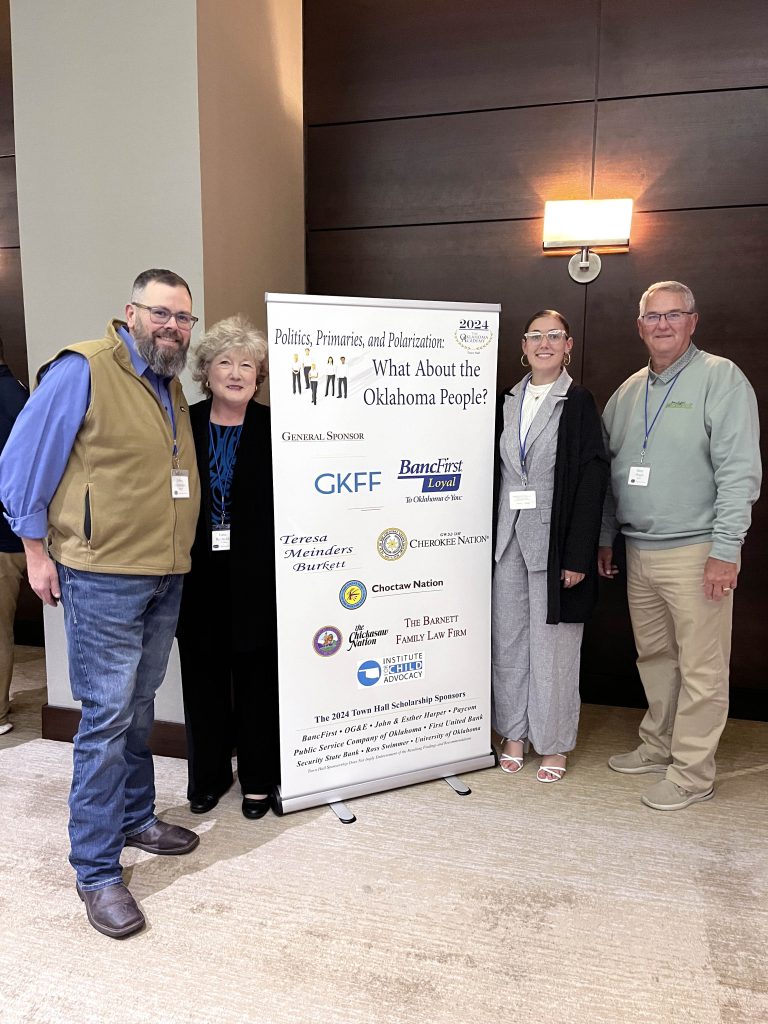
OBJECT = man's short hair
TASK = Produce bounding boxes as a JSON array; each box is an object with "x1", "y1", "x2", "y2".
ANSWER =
[
  {"x1": 639, "y1": 281, "x2": 696, "y2": 316},
  {"x1": 131, "y1": 269, "x2": 192, "y2": 303}
]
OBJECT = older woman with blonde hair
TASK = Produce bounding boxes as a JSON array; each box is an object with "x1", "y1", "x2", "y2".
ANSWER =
[{"x1": 176, "y1": 315, "x2": 279, "y2": 820}]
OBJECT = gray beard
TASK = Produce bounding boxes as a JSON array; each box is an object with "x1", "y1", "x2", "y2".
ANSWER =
[{"x1": 135, "y1": 334, "x2": 188, "y2": 378}]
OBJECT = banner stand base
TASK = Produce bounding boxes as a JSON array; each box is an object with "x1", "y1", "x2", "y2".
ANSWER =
[
  {"x1": 328, "y1": 801, "x2": 357, "y2": 824},
  {"x1": 273, "y1": 751, "x2": 495, "y2": 816},
  {"x1": 443, "y1": 775, "x2": 471, "y2": 796}
]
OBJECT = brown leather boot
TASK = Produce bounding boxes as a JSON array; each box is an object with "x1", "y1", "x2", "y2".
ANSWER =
[
  {"x1": 124, "y1": 820, "x2": 200, "y2": 855},
  {"x1": 77, "y1": 883, "x2": 145, "y2": 939}
]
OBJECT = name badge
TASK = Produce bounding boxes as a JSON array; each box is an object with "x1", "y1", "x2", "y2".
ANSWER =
[
  {"x1": 212, "y1": 525, "x2": 231, "y2": 551},
  {"x1": 628, "y1": 466, "x2": 651, "y2": 487},
  {"x1": 171, "y1": 469, "x2": 190, "y2": 498},
  {"x1": 509, "y1": 490, "x2": 536, "y2": 509}
]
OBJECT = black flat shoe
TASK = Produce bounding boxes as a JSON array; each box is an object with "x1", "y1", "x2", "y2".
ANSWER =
[
  {"x1": 189, "y1": 793, "x2": 220, "y2": 814},
  {"x1": 242, "y1": 796, "x2": 270, "y2": 820}
]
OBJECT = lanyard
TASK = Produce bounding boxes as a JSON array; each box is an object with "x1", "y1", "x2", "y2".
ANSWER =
[
  {"x1": 517, "y1": 380, "x2": 535, "y2": 486},
  {"x1": 169, "y1": 401, "x2": 178, "y2": 466},
  {"x1": 209, "y1": 421, "x2": 243, "y2": 525},
  {"x1": 642, "y1": 368, "x2": 682, "y2": 463}
]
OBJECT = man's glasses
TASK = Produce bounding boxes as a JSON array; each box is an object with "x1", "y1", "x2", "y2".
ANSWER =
[
  {"x1": 132, "y1": 302, "x2": 199, "y2": 329},
  {"x1": 639, "y1": 311, "x2": 693, "y2": 325},
  {"x1": 523, "y1": 330, "x2": 567, "y2": 343}
]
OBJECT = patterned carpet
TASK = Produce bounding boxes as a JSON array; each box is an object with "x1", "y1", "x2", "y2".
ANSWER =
[{"x1": 1, "y1": 647, "x2": 766, "y2": 1024}]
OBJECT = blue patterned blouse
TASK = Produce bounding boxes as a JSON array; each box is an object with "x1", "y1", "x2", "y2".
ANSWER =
[{"x1": 208, "y1": 422, "x2": 243, "y2": 527}]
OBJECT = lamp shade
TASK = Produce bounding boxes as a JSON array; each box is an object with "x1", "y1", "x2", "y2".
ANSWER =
[{"x1": 543, "y1": 199, "x2": 633, "y2": 250}]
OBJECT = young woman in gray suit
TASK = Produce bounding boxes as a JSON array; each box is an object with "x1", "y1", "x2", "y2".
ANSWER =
[{"x1": 492, "y1": 310, "x2": 608, "y2": 782}]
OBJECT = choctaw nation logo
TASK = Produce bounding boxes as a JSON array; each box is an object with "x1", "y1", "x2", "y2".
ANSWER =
[
  {"x1": 339, "y1": 580, "x2": 367, "y2": 611},
  {"x1": 377, "y1": 527, "x2": 407, "y2": 561},
  {"x1": 312, "y1": 626, "x2": 342, "y2": 657}
]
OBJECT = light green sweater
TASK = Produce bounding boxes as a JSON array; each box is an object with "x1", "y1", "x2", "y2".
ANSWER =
[{"x1": 600, "y1": 345, "x2": 761, "y2": 562}]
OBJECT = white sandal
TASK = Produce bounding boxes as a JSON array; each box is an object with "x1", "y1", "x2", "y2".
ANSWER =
[
  {"x1": 499, "y1": 740, "x2": 525, "y2": 774},
  {"x1": 537, "y1": 757, "x2": 567, "y2": 783},
  {"x1": 500, "y1": 753, "x2": 524, "y2": 774}
]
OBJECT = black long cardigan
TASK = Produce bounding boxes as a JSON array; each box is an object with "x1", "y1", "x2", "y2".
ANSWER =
[
  {"x1": 494, "y1": 382, "x2": 609, "y2": 624},
  {"x1": 176, "y1": 398, "x2": 277, "y2": 652}
]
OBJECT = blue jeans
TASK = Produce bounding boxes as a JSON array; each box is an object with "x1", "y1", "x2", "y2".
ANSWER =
[{"x1": 58, "y1": 565, "x2": 183, "y2": 890}]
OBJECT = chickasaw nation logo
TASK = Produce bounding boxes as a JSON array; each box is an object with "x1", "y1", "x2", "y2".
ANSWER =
[
  {"x1": 377, "y1": 527, "x2": 407, "y2": 561},
  {"x1": 312, "y1": 626, "x2": 342, "y2": 657},
  {"x1": 339, "y1": 580, "x2": 367, "y2": 610}
]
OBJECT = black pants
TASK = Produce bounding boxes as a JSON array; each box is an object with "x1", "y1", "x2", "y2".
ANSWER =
[
  {"x1": 179, "y1": 643, "x2": 280, "y2": 798},
  {"x1": 337, "y1": 375, "x2": 347, "y2": 397},
  {"x1": 292, "y1": 370, "x2": 301, "y2": 394}
]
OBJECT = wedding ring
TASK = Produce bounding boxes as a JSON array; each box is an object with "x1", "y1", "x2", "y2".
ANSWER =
[{"x1": 723, "y1": 587, "x2": 731, "y2": 592}]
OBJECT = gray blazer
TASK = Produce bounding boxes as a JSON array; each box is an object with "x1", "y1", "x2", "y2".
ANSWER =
[{"x1": 495, "y1": 370, "x2": 572, "y2": 569}]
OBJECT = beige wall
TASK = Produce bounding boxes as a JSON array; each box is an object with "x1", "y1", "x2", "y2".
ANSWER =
[
  {"x1": 197, "y1": 0, "x2": 304, "y2": 356},
  {"x1": 11, "y1": 0, "x2": 305, "y2": 717},
  {"x1": 11, "y1": 1, "x2": 206, "y2": 375}
]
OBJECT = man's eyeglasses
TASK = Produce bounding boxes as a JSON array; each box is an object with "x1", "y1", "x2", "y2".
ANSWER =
[
  {"x1": 639, "y1": 311, "x2": 693, "y2": 325},
  {"x1": 131, "y1": 302, "x2": 199, "y2": 329},
  {"x1": 523, "y1": 330, "x2": 567, "y2": 343}
]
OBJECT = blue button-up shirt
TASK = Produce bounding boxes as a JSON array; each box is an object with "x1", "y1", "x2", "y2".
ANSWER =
[{"x1": 0, "y1": 327, "x2": 175, "y2": 539}]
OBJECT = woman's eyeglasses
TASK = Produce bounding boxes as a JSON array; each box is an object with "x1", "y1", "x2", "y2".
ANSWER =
[{"x1": 523, "y1": 330, "x2": 567, "y2": 343}]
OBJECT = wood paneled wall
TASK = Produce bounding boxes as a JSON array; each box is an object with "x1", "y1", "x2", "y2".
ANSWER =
[
  {"x1": 1, "y1": 0, "x2": 40, "y2": 644},
  {"x1": 304, "y1": 0, "x2": 768, "y2": 717},
  {"x1": 0, "y1": 0, "x2": 24, "y2": 385}
]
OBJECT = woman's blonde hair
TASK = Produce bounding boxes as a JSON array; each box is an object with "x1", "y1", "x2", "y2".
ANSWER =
[{"x1": 190, "y1": 315, "x2": 268, "y2": 396}]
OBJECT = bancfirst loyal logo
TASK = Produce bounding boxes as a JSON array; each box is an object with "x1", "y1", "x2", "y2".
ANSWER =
[
  {"x1": 357, "y1": 653, "x2": 425, "y2": 688},
  {"x1": 397, "y1": 457, "x2": 462, "y2": 494}
]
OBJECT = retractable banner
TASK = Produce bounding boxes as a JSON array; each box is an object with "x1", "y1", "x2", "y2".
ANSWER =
[{"x1": 266, "y1": 294, "x2": 500, "y2": 813}]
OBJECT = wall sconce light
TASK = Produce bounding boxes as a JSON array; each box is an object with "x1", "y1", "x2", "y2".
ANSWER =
[{"x1": 543, "y1": 199, "x2": 633, "y2": 283}]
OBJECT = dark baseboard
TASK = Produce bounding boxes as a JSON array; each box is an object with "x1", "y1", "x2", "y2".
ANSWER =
[
  {"x1": 39, "y1": 681, "x2": 767, "y2": 762},
  {"x1": 41, "y1": 704, "x2": 188, "y2": 759}
]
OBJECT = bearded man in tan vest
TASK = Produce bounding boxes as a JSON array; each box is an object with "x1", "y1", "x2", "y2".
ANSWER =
[{"x1": 0, "y1": 269, "x2": 202, "y2": 938}]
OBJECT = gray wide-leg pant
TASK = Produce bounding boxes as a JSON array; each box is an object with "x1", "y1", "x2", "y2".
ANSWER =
[{"x1": 491, "y1": 534, "x2": 583, "y2": 755}]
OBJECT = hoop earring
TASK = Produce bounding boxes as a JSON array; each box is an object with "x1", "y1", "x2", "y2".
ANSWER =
[
  {"x1": 562, "y1": 353, "x2": 571, "y2": 367},
  {"x1": 521, "y1": 354, "x2": 530, "y2": 367}
]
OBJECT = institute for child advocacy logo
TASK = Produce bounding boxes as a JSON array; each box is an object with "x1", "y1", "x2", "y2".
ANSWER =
[
  {"x1": 339, "y1": 580, "x2": 367, "y2": 610},
  {"x1": 377, "y1": 527, "x2": 407, "y2": 561},
  {"x1": 357, "y1": 660, "x2": 382, "y2": 686},
  {"x1": 312, "y1": 626, "x2": 342, "y2": 657},
  {"x1": 357, "y1": 653, "x2": 424, "y2": 688}
]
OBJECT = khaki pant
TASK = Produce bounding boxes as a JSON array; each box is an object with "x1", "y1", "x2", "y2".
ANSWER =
[
  {"x1": 626, "y1": 542, "x2": 733, "y2": 793},
  {"x1": 0, "y1": 551, "x2": 26, "y2": 724}
]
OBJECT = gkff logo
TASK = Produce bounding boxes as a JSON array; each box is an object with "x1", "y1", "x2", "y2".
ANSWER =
[{"x1": 315, "y1": 470, "x2": 382, "y2": 494}]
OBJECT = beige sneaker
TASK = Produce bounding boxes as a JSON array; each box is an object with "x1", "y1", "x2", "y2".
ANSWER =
[
  {"x1": 608, "y1": 748, "x2": 670, "y2": 774},
  {"x1": 641, "y1": 779, "x2": 714, "y2": 811}
]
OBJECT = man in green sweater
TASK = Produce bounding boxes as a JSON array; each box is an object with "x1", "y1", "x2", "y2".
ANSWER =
[{"x1": 598, "y1": 281, "x2": 761, "y2": 810}]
